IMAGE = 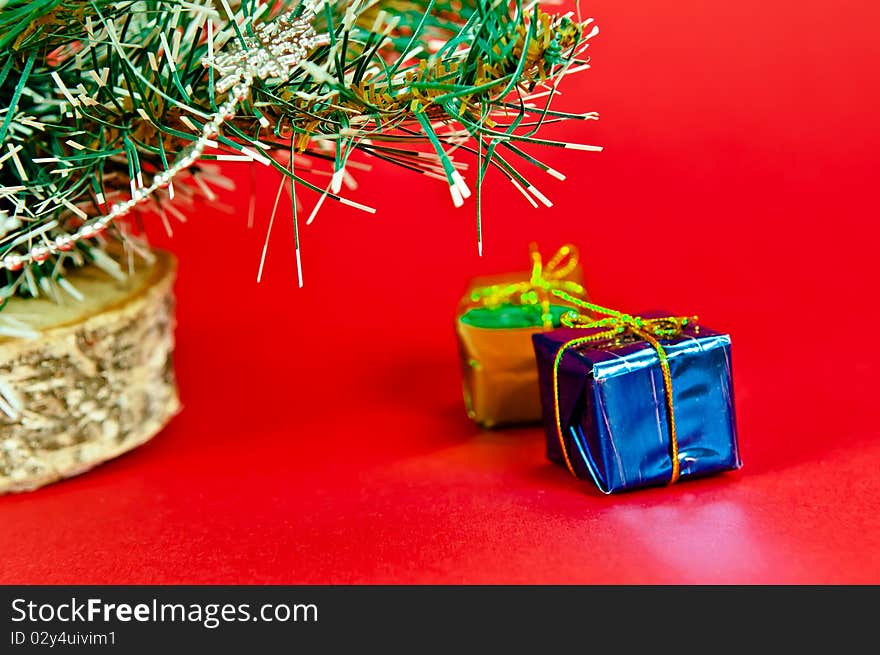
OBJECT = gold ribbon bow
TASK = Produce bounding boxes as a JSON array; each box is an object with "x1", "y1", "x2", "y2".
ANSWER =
[
  {"x1": 468, "y1": 244, "x2": 586, "y2": 328},
  {"x1": 550, "y1": 290, "x2": 698, "y2": 485}
]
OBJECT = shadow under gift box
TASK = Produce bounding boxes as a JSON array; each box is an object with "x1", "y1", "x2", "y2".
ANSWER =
[{"x1": 532, "y1": 322, "x2": 741, "y2": 493}]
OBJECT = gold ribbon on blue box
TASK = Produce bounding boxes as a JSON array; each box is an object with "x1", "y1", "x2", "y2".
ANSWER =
[
  {"x1": 532, "y1": 292, "x2": 742, "y2": 492},
  {"x1": 456, "y1": 245, "x2": 588, "y2": 428}
]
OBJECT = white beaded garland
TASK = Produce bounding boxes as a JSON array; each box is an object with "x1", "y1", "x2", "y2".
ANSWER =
[
  {"x1": 3, "y1": 254, "x2": 23, "y2": 271},
  {"x1": 77, "y1": 225, "x2": 97, "y2": 240},
  {"x1": 1, "y1": 8, "x2": 325, "y2": 272},
  {"x1": 31, "y1": 246, "x2": 50, "y2": 262},
  {"x1": 110, "y1": 202, "x2": 128, "y2": 216}
]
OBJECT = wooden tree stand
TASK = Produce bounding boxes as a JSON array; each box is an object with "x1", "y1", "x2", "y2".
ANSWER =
[{"x1": 0, "y1": 250, "x2": 180, "y2": 493}]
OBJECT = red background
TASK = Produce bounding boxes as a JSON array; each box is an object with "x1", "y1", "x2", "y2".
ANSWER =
[{"x1": 2, "y1": 1, "x2": 879, "y2": 583}]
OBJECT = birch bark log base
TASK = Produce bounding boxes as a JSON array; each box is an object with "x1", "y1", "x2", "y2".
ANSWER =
[{"x1": 0, "y1": 250, "x2": 180, "y2": 494}]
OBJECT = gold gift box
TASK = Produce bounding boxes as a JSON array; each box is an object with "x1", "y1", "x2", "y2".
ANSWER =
[{"x1": 455, "y1": 246, "x2": 586, "y2": 428}]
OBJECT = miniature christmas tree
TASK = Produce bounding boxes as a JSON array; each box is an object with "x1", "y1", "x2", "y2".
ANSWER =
[{"x1": 0, "y1": 0, "x2": 600, "y2": 491}]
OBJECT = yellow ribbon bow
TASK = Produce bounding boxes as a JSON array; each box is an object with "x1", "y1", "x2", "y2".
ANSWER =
[
  {"x1": 550, "y1": 290, "x2": 698, "y2": 485},
  {"x1": 468, "y1": 244, "x2": 587, "y2": 328}
]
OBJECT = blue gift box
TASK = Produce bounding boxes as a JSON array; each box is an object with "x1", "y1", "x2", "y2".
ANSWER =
[{"x1": 532, "y1": 321, "x2": 741, "y2": 493}]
